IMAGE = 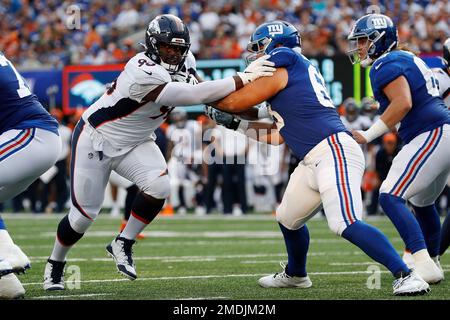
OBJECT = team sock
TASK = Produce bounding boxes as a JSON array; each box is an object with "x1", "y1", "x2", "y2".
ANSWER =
[
  {"x1": 342, "y1": 220, "x2": 410, "y2": 276},
  {"x1": 0, "y1": 215, "x2": 6, "y2": 230},
  {"x1": 379, "y1": 193, "x2": 427, "y2": 253},
  {"x1": 440, "y1": 211, "x2": 450, "y2": 256},
  {"x1": 50, "y1": 215, "x2": 84, "y2": 262},
  {"x1": 413, "y1": 204, "x2": 441, "y2": 258},
  {"x1": 120, "y1": 214, "x2": 148, "y2": 240},
  {"x1": 278, "y1": 223, "x2": 309, "y2": 277}
]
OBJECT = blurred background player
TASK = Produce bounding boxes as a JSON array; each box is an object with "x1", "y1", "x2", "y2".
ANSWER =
[
  {"x1": 348, "y1": 14, "x2": 450, "y2": 284},
  {"x1": 207, "y1": 20, "x2": 428, "y2": 295},
  {"x1": 340, "y1": 98, "x2": 372, "y2": 132},
  {"x1": 43, "y1": 14, "x2": 274, "y2": 290},
  {"x1": 0, "y1": 52, "x2": 61, "y2": 298},
  {"x1": 166, "y1": 108, "x2": 202, "y2": 214}
]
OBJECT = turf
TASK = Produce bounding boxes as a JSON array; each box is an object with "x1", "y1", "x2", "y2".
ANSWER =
[{"x1": 3, "y1": 213, "x2": 450, "y2": 300}]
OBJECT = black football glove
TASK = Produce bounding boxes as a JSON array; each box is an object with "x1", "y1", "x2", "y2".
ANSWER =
[{"x1": 204, "y1": 105, "x2": 241, "y2": 130}]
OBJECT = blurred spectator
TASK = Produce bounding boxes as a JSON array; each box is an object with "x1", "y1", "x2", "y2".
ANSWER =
[
  {"x1": 1, "y1": 0, "x2": 448, "y2": 67},
  {"x1": 369, "y1": 133, "x2": 401, "y2": 215}
]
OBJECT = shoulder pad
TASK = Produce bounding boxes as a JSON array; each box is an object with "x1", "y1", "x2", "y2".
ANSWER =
[
  {"x1": 126, "y1": 53, "x2": 171, "y2": 85},
  {"x1": 268, "y1": 47, "x2": 296, "y2": 68}
]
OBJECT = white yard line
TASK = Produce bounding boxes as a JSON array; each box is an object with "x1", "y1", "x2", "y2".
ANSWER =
[
  {"x1": 30, "y1": 293, "x2": 113, "y2": 299},
  {"x1": 28, "y1": 251, "x2": 367, "y2": 264},
  {"x1": 173, "y1": 297, "x2": 229, "y2": 300},
  {"x1": 26, "y1": 269, "x2": 450, "y2": 287}
]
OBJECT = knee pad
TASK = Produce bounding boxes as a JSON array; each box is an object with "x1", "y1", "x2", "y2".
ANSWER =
[
  {"x1": 57, "y1": 215, "x2": 85, "y2": 246},
  {"x1": 142, "y1": 174, "x2": 170, "y2": 199},
  {"x1": 131, "y1": 192, "x2": 165, "y2": 224},
  {"x1": 68, "y1": 207, "x2": 96, "y2": 234}
]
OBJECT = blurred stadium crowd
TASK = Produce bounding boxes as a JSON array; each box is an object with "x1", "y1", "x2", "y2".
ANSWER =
[
  {"x1": 0, "y1": 0, "x2": 449, "y2": 68},
  {"x1": 0, "y1": 0, "x2": 448, "y2": 217}
]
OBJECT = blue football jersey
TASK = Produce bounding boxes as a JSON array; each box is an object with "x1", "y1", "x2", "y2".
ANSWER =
[
  {"x1": 0, "y1": 53, "x2": 58, "y2": 135},
  {"x1": 370, "y1": 50, "x2": 450, "y2": 144},
  {"x1": 267, "y1": 47, "x2": 348, "y2": 160}
]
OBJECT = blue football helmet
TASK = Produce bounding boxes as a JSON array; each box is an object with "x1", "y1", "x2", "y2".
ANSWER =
[
  {"x1": 246, "y1": 20, "x2": 301, "y2": 64},
  {"x1": 347, "y1": 14, "x2": 398, "y2": 67}
]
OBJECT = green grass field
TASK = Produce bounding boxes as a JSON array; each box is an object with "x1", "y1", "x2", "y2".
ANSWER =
[{"x1": 4, "y1": 213, "x2": 450, "y2": 300}]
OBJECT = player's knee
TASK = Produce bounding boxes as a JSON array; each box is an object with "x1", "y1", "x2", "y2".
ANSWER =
[
  {"x1": 142, "y1": 174, "x2": 171, "y2": 199},
  {"x1": 327, "y1": 219, "x2": 350, "y2": 236},
  {"x1": 275, "y1": 208, "x2": 302, "y2": 230},
  {"x1": 131, "y1": 191, "x2": 165, "y2": 224}
]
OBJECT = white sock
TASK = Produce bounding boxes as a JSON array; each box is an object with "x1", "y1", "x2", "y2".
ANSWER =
[
  {"x1": 412, "y1": 249, "x2": 431, "y2": 263},
  {"x1": 49, "y1": 238, "x2": 71, "y2": 262},
  {"x1": 0, "y1": 230, "x2": 14, "y2": 246},
  {"x1": 120, "y1": 215, "x2": 147, "y2": 240}
]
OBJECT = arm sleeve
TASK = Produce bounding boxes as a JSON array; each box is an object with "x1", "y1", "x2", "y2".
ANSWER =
[{"x1": 155, "y1": 77, "x2": 237, "y2": 106}]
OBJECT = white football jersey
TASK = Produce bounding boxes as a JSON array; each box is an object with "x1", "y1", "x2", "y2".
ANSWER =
[
  {"x1": 166, "y1": 119, "x2": 202, "y2": 161},
  {"x1": 432, "y1": 67, "x2": 450, "y2": 107},
  {"x1": 82, "y1": 51, "x2": 197, "y2": 157}
]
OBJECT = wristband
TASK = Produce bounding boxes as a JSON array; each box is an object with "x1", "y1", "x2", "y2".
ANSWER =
[{"x1": 361, "y1": 119, "x2": 389, "y2": 143}]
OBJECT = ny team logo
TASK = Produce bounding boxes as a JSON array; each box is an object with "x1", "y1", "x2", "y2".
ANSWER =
[
  {"x1": 267, "y1": 24, "x2": 283, "y2": 37},
  {"x1": 371, "y1": 17, "x2": 387, "y2": 29}
]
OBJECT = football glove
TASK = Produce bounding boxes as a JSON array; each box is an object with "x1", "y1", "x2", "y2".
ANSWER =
[
  {"x1": 205, "y1": 105, "x2": 241, "y2": 130},
  {"x1": 236, "y1": 55, "x2": 276, "y2": 85}
]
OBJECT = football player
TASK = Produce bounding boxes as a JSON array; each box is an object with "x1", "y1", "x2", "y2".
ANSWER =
[
  {"x1": 207, "y1": 20, "x2": 429, "y2": 295},
  {"x1": 0, "y1": 52, "x2": 61, "y2": 298},
  {"x1": 166, "y1": 108, "x2": 202, "y2": 214},
  {"x1": 43, "y1": 14, "x2": 274, "y2": 290},
  {"x1": 436, "y1": 38, "x2": 450, "y2": 257},
  {"x1": 348, "y1": 14, "x2": 450, "y2": 284}
]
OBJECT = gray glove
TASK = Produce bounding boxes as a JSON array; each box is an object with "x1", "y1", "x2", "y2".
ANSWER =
[{"x1": 204, "y1": 105, "x2": 241, "y2": 130}]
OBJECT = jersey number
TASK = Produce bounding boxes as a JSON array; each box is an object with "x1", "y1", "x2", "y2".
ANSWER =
[
  {"x1": 0, "y1": 55, "x2": 32, "y2": 98},
  {"x1": 308, "y1": 65, "x2": 334, "y2": 108},
  {"x1": 413, "y1": 56, "x2": 440, "y2": 97}
]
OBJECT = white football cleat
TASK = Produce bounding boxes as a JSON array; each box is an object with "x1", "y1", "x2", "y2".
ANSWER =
[
  {"x1": 106, "y1": 236, "x2": 137, "y2": 280},
  {"x1": 402, "y1": 250, "x2": 415, "y2": 269},
  {"x1": 43, "y1": 259, "x2": 66, "y2": 291},
  {"x1": 393, "y1": 270, "x2": 430, "y2": 296},
  {"x1": 431, "y1": 256, "x2": 444, "y2": 280},
  {"x1": 0, "y1": 230, "x2": 31, "y2": 274},
  {"x1": 0, "y1": 259, "x2": 13, "y2": 278},
  {"x1": 414, "y1": 258, "x2": 444, "y2": 284},
  {"x1": 0, "y1": 274, "x2": 25, "y2": 299},
  {"x1": 258, "y1": 262, "x2": 312, "y2": 288}
]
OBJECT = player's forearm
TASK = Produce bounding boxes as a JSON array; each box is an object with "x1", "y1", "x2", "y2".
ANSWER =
[
  {"x1": 359, "y1": 98, "x2": 410, "y2": 143},
  {"x1": 156, "y1": 76, "x2": 243, "y2": 106},
  {"x1": 236, "y1": 106, "x2": 270, "y2": 120},
  {"x1": 243, "y1": 122, "x2": 284, "y2": 145}
]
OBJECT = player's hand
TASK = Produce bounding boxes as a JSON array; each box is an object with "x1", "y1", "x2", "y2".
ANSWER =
[
  {"x1": 237, "y1": 55, "x2": 276, "y2": 85},
  {"x1": 352, "y1": 130, "x2": 368, "y2": 144},
  {"x1": 205, "y1": 106, "x2": 240, "y2": 130}
]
